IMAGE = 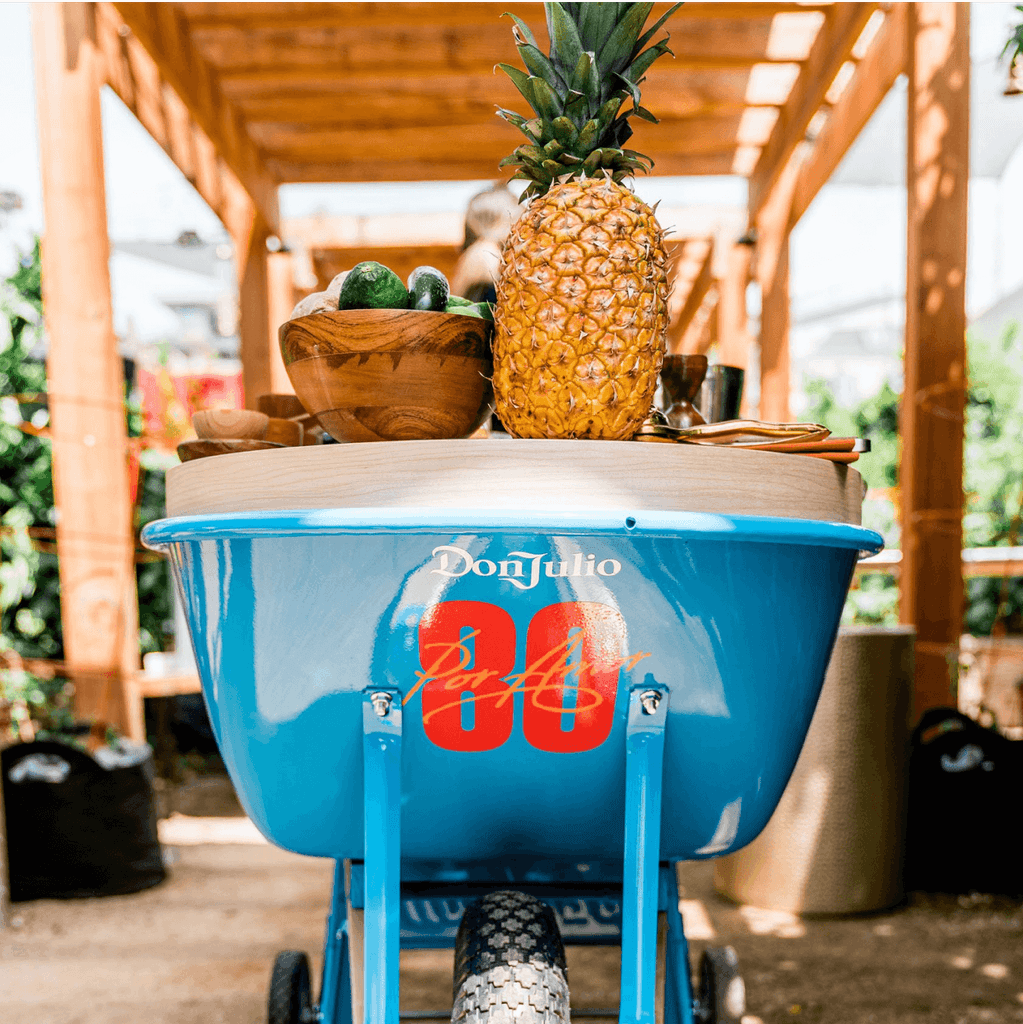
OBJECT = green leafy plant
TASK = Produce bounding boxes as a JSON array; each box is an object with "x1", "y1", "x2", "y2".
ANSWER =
[
  {"x1": 805, "y1": 317, "x2": 1023, "y2": 633},
  {"x1": 962, "y1": 321, "x2": 1023, "y2": 634},
  {"x1": 1004, "y1": 5, "x2": 1023, "y2": 66},
  {"x1": 1, "y1": 240, "x2": 173, "y2": 739}
]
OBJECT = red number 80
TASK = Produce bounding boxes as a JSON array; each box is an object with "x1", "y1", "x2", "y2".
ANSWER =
[{"x1": 417, "y1": 600, "x2": 627, "y2": 754}]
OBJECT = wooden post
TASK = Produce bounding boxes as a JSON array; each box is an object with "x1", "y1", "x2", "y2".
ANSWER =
[
  {"x1": 234, "y1": 208, "x2": 272, "y2": 409},
  {"x1": 716, "y1": 242, "x2": 753, "y2": 371},
  {"x1": 266, "y1": 250, "x2": 296, "y2": 396},
  {"x1": 901, "y1": 2, "x2": 970, "y2": 716},
  {"x1": 33, "y1": 3, "x2": 141, "y2": 740},
  {"x1": 753, "y1": 160, "x2": 800, "y2": 424}
]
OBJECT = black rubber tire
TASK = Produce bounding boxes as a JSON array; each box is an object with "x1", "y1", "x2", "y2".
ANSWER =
[
  {"x1": 697, "y1": 946, "x2": 746, "y2": 1024},
  {"x1": 268, "y1": 949, "x2": 313, "y2": 1024},
  {"x1": 452, "y1": 890, "x2": 570, "y2": 1024}
]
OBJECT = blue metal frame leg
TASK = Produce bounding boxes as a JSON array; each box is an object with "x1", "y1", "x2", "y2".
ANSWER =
[
  {"x1": 362, "y1": 690, "x2": 403, "y2": 1024},
  {"x1": 319, "y1": 860, "x2": 353, "y2": 1024},
  {"x1": 620, "y1": 686, "x2": 668, "y2": 1024},
  {"x1": 662, "y1": 864, "x2": 696, "y2": 1024}
]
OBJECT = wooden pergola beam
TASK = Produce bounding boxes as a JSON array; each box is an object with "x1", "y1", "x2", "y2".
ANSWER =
[
  {"x1": 792, "y1": 4, "x2": 909, "y2": 222},
  {"x1": 95, "y1": 2, "x2": 255, "y2": 246},
  {"x1": 900, "y1": 2, "x2": 970, "y2": 717},
  {"x1": 680, "y1": 289, "x2": 720, "y2": 357},
  {"x1": 748, "y1": 3, "x2": 877, "y2": 222},
  {"x1": 266, "y1": 250, "x2": 297, "y2": 396},
  {"x1": 667, "y1": 240, "x2": 715, "y2": 356},
  {"x1": 753, "y1": 159, "x2": 800, "y2": 424},
  {"x1": 32, "y1": 2, "x2": 141, "y2": 740},
  {"x1": 716, "y1": 241, "x2": 754, "y2": 374},
  {"x1": 113, "y1": 1, "x2": 279, "y2": 233}
]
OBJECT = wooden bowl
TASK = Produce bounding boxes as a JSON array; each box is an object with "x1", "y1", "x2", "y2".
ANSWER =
[
  {"x1": 279, "y1": 308, "x2": 494, "y2": 443},
  {"x1": 192, "y1": 409, "x2": 269, "y2": 440}
]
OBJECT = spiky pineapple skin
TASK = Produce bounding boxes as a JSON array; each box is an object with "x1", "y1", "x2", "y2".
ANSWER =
[{"x1": 494, "y1": 177, "x2": 668, "y2": 440}]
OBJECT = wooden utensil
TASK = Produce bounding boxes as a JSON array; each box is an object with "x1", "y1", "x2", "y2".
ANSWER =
[
  {"x1": 192, "y1": 409, "x2": 269, "y2": 441},
  {"x1": 265, "y1": 417, "x2": 303, "y2": 447},
  {"x1": 177, "y1": 439, "x2": 284, "y2": 462},
  {"x1": 257, "y1": 394, "x2": 308, "y2": 420}
]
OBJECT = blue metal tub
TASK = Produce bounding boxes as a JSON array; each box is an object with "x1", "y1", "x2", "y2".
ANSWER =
[{"x1": 144, "y1": 506, "x2": 879, "y2": 860}]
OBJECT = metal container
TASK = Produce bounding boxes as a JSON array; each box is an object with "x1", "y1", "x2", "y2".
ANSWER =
[
  {"x1": 698, "y1": 365, "x2": 745, "y2": 423},
  {"x1": 143, "y1": 508, "x2": 881, "y2": 862}
]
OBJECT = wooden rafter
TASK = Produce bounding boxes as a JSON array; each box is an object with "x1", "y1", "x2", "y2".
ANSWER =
[
  {"x1": 748, "y1": 2, "x2": 878, "y2": 221},
  {"x1": 680, "y1": 288, "x2": 720, "y2": 356},
  {"x1": 792, "y1": 4, "x2": 908, "y2": 222},
  {"x1": 666, "y1": 239, "x2": 715, "y2": 355},
  {"x1": 113, "y1": 1, "x2": 279, "y2": 232},
  {"x1": 95, "y1": 3, "x2": 254, "y2": 244}
]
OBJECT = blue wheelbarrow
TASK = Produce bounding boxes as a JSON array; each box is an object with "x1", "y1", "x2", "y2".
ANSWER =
[{"x1": 143, "y1": 480, "x2": 881, "y2": 1024}]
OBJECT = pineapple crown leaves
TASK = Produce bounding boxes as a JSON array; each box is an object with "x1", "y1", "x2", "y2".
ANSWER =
[{"x1": 496, "y1": 2, "x2": 683, "y2": 198}]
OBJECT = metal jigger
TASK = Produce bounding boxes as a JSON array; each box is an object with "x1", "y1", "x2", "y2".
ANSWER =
[{"x1": 697, "y1": 364, "x2": 745, "y2": 423}]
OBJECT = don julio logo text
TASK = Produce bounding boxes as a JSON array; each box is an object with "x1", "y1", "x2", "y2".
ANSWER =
[{"x1": 429, "y1": 545, "x2": 622, "y2": 591}]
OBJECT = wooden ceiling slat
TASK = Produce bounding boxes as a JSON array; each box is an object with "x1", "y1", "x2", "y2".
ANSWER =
[
  {"x1": 266, "y1": 154, "x2": 736, "y2": 184},
  {"x1": 247, "y1": 116, "x2": 749, "y2": 165},
  {"x1": 179, "y1": 2, "x2": 833, "y2": 32},
  {"x1": 236, "y1": 94, "x2": 757, "y2": 130},
  {"x1": 188, "y1": 18, "x2": 805, "y2": 76},
  {"x1": 222, "y1": 66, "x2": 757, "y2": 104},
  {"x1": 109, "y1": 2, "x2": 895, "y2": 190},
  {"x1": 225, "y1": 70, "x2": 762, "y2": 126}
]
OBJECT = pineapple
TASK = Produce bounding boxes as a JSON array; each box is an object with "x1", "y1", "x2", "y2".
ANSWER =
[{"x1": 493, "y1": 2, "x2": 681, "y2": 440}]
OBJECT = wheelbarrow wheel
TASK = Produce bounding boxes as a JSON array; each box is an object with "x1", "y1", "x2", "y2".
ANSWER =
[
  {"x1": 696, "y1": 946, "x2": 746, "y2": 1024},
  {"x1": 268, "y1": 949, "x2": 313, "y2": 1024},
  {"x1": 452, "y1": 890, "x2": 569, "y2": 1024}
]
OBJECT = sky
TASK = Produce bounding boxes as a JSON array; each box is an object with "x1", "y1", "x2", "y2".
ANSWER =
[{"x1": 1, "y1": 2, "x2": 1022, "y2": 383}]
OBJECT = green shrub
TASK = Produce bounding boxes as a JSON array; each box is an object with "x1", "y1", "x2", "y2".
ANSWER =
[
  {"x1": 806, "y1": 319, "x2": 1023, "y2": 634},
  {"x1": 1, "y1": 240, "x2": 172, "y2": 738}
]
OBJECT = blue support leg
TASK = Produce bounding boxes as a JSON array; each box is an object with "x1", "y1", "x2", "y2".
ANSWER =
[
  {"x1": 362, "y1": 690, "x2": 402, "y2": 1024},
  {"x1": 620, "y1": 686, "x2": 668, "y2": 1024},
  {"x1": 662, "y1": 863, "x2": 696, "y2": 1024},
  {"x1": 318, "y1": 860, "x2": 352, "y2": 1024}
]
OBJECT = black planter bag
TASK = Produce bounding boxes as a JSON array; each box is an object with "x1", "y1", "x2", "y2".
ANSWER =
[
  {"x1": 905, "y1": 707, "x2": 1023, "y2": 896},
  {"x1": 2, "y1": 739, "x2": 166, "y2": 902}
]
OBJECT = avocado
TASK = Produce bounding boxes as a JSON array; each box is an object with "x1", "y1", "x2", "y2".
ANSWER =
[
  {"x1": 337, "y1": 261, "x2": 410, "y2": 311},
  {"x1": 407, "y1": 266, "x2": 450, "y2": 312}
]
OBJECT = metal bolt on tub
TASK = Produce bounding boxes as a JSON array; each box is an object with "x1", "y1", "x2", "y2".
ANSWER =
[
  {"x1": 639, "y1": 690, "x2": 662, "y2": 715},
  {"x1": 371, "y1": 692, "x2": 393, "y2": 718}
]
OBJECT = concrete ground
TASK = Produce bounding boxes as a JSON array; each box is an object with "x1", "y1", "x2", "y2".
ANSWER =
[{"x1": 2, "y1": 813, "x2": 1022, "y2": 1024}]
